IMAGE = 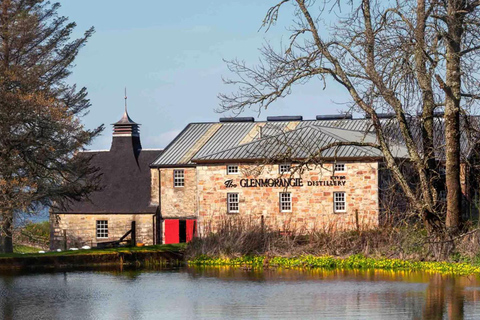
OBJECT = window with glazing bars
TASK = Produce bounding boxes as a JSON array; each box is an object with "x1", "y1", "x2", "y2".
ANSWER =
[
  {"x1": 227, "y1": 165, "x2": 239, "y2": 174},
  {"x1": 279, "y1": 192, "x2": 292, "y2": 212},
  {"x1": 334, "y1": 163, "x2": 346, "y2": 172},
  {"x1": 333, "y1": 192, "x2": 346, "y2": 212},
  {"x1": 279, "y1": 164, "x2": 291, "y2": 174},
  {"x1": 96, "y1": 220, "x2": 108, "y2": 239},
  {"x1": 227, "y1": 193, "x2": 239, "y2": 213},
  {"x1": 173, "y1": 169, "x2": 184, "y2": 187}
]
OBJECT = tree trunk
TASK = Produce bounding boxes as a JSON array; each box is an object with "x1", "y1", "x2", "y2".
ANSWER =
[
  {"x1": 0, "y1": 212, "x2": 13, "y2": 253},
  {"x1": 444, "y1": 0, "x2": 464, "y2": 231}
]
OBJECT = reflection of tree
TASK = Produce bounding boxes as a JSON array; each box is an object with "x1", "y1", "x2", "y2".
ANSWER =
[
  {"x1": 0, "y1": 276, "x2": 14, "y2": 320},
  {"x1": 447, "y1": 277, "x2": 465, "y2": 320},
  {"x1": 423, "y1": 274, "x2": 445, "y2": 320},
  {"x1": 423, "y1": 274, "x2": 465, "y2": 320}
]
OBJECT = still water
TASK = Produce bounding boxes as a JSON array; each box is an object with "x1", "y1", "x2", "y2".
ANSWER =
[{"x1": 1, "y1": 266, "x2": 480, "y2": 319}]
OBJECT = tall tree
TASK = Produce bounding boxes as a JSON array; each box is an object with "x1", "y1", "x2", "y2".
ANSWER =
[
  {"x1": 0, "y1": 0, "x2": 103, "y2": 253},
  {"x1": 220, "y1": 0, "x2": 480, "y2": 236}
]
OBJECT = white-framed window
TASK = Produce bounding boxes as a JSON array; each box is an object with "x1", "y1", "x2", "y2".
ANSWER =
[
  {"x1": 279, "y1": 163, "x2": 291, "y2": 174},
  {"x1": 279, "y1": 192, "x2": 292, "y2": 212},
  {"x1": 334, "y1": 163, "x2": 346, "y2": 172},
  {"x1": 96, "y1": 220, "x2": 108, "y2": 239},
  {"x1": 173, "y1": 169, "x2": 184, "y2": 187},
  {"x1": 227, "y1": 193, "x2": 239, "y2": 213},
  {"x1": 227, "y1": 165, "x2": 239, "y2": 175},
  {"x1": 333, "y1": 192, "x2": 346, "y2": 212}
]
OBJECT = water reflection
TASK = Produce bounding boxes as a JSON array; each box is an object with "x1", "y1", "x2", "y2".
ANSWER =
[{"x1": 0, "y1": 266, "x2": 479, "y2": 319}]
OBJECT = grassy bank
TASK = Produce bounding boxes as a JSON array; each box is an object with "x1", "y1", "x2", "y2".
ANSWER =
[
  {"x1": 185, "y1": 217, "x2": 480, "y2": 275},
  {"x1": 0, "y1": 244, "x2": 185, "y2": 271},
  {"x1": 1, "y1": 243, "x2": 185, "y2": 258},
  {"x1": 186, "y1": 218, "x2": 480, "y2": 263},
  {"x1": 188, "y1": 254, "x2": 480, "y2": 276},
  {"x1": 13, "y1": 244, "x2": 41, "y2": 254}
]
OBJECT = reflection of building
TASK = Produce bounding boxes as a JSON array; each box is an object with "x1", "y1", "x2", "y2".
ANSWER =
[
  {"x1": 51, "y1": 113, "x2": 480, "y2": 247},
  {"x1": 50, "y1": 109, "x2": 162, "y2": 248}
]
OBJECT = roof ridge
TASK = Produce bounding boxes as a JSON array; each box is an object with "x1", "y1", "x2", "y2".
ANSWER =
[
  {"x1": 192, "y1": 125, "x2": 314, "y2": 160},
  {"x1": 307, "y1": 126, "x2": 375, "y2": 157},
  {"x1": 150, "y1": 123, "x2": 193, "y2": 167}
]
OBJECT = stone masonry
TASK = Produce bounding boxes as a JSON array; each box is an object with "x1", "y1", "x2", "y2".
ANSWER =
[
  {"x1": 159, "y1": 167, "x2": 197, "y2": 219},
  {"x1": 51, "y1": 214, "x2": 154, "y2": 248},
  {"x1": 195, "y1": 162, "x2": 379, "y2": 234}
]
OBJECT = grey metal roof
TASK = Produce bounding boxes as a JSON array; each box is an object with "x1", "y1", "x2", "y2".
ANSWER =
[
  {"x1": 151, "y1": 116, "x2": 480, "y2": 167},
  {"x1": 194, "y1": 122, "x2": 256, "y2": 159},
  {"x1": 152, "y1": 123, "x2": 212, "y2": 166},
  {"x1": 191, "y1": 125, "x2": 409, "y2": 162}
]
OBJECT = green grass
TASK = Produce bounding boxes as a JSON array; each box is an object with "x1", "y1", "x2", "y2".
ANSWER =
[
  {"x1": 0, "y1": 243, "x2": 186, "y2": 259},
  {"x1": 13, "y1": 244, "x2": 41, "y2": 254},
  {"x1": 188, "y1": 254, "x2": 480, "y2": 276}
]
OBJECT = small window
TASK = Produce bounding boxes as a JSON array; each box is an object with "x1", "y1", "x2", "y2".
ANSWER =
[
  {"x1": 279, "y1": 164, "x2": 291, "y2": 174},
  {"x1": 279, "y1": 192, "x2": 292, "y2": 212},
  {"x1": 334, "y1": 192, "x2": 346, "y2": 212},
  {"x1": 227, "y1": 193, "x2": 239, "y2": 213},
  {"x1": 174, "y1": 169, "x2": 184, "y2": 187},
  {"x1": 96, "y1": 220, "x2": 108, "y2": 239},
  {"x1": 227, "y1": 165, "x2": 239, "y2": 175},
  {"x1": 334, "y1": 163, "x2": 346, "y2": 172}
]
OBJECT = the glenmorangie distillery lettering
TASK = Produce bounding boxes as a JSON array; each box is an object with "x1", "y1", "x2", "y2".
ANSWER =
[{"x1": 224, "y1": 176, "x2": 346, "y2": 188}]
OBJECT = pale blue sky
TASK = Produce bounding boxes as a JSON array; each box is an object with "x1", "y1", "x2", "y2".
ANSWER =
[{"x1": 58, "y1": 0, "x2": 347, "y2": 150}]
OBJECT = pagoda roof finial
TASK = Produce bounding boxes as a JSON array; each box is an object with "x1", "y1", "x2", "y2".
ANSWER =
[
  {"x1": 125, "y1": 87, "x2": 128, "y2": 113},
  {"x1": 112, "y1": 88, "x2": 140, "y2": 136}
]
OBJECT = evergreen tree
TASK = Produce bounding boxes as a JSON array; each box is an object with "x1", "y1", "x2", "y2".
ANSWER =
[{"x1": 0, "y1": 0, "x2": 103, "y2": 253}]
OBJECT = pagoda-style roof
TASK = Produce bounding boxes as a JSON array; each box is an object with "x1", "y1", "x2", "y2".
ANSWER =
[
  {"x1": 56, "y1": 106, "x2": 162, "y2": 214},
  {"x1": 113, "y1": 110, "x2": 139, "y2": 125},
  {"x1": 112, "y1": 110, "x2": 140, "y2": 137}
]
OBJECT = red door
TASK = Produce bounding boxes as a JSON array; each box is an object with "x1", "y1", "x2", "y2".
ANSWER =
[
  {"x1": 164, "y1": 219, "x2": 179, "y2": 244},
  {"x1": 164, "y1": 219, "x2": 196, "y2": 244},
  {"x1": 186, "y1": 220, "x2": 196, "y2": 242}
]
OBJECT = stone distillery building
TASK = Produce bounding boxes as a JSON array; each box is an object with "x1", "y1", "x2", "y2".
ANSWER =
[
  {"x1": 150, "y1": 115, "x2": 411, "y2": 242},
  {"x1": 50, "y1": 108, "x2": 162, "y2": 248},
  {"x1": 51, "y1": 112, "x2": 480, "y2": 248}
]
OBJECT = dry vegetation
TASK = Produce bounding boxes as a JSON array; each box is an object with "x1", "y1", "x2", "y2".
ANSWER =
[{"x1": 186, "y1": 217, "x2": 480, "y2": 264}]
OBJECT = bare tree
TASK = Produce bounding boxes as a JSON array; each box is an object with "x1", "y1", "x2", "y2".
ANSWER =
[{"x1": 220, "y1": 0, "x2": 480, "y2": 236}]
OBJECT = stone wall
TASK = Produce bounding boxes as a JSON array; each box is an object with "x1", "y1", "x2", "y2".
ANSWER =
[
  {"x1": 50, "y1": 213, "x2": 154, "y2": 249},
  {"x1": 150, "y1": 168, "x2": 159, "y2": 206},
  {"x1": 160, "y1": 167, "x2": 197, "y2": 218},
  {"x1": 196, "y1": 162, "x2": 379, "y2": 234}
]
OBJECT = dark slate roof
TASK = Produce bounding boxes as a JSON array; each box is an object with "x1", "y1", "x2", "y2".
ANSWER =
[
  {"x1": 57, "y1": 142, "x2": 162, "y2": 214},
  {"x1": 151, "y1": 116, "x2": 480, "y2": 167}
]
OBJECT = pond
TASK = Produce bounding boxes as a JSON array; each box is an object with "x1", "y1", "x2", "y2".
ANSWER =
[{"x1": 1, "y1": 266, "x2": 480, "y2": 319}]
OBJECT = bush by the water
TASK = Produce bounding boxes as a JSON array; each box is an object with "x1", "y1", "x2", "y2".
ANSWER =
[
  {"x1": 186, "y1": 217, "x2": 480, "y2": 264},
  {"x1": 188, "y1": 254, "x2": 480, "y2": 275},
  {"x1": 14, "y1": 221, "x2": 50, "y2": 250}
]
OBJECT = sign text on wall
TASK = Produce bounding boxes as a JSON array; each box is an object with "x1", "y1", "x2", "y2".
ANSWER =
[{"x1": 224, "y1": 176, "x2": 346, "y2": 188}]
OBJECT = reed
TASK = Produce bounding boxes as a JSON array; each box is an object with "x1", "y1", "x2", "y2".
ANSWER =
[{"x1": 186, "y1": 217, "x2": 480, "y2": 264}]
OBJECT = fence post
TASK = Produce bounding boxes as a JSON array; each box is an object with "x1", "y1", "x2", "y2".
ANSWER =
[
  {"x1": 130, "y1": 221, "x2": 136, "y2": 247},
  {"x1": 63, "y1": 229, "x2": 67, "y2": 251},
  {"x1": 355, "y1": 209, "x2": 359, "y2": 232}
]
